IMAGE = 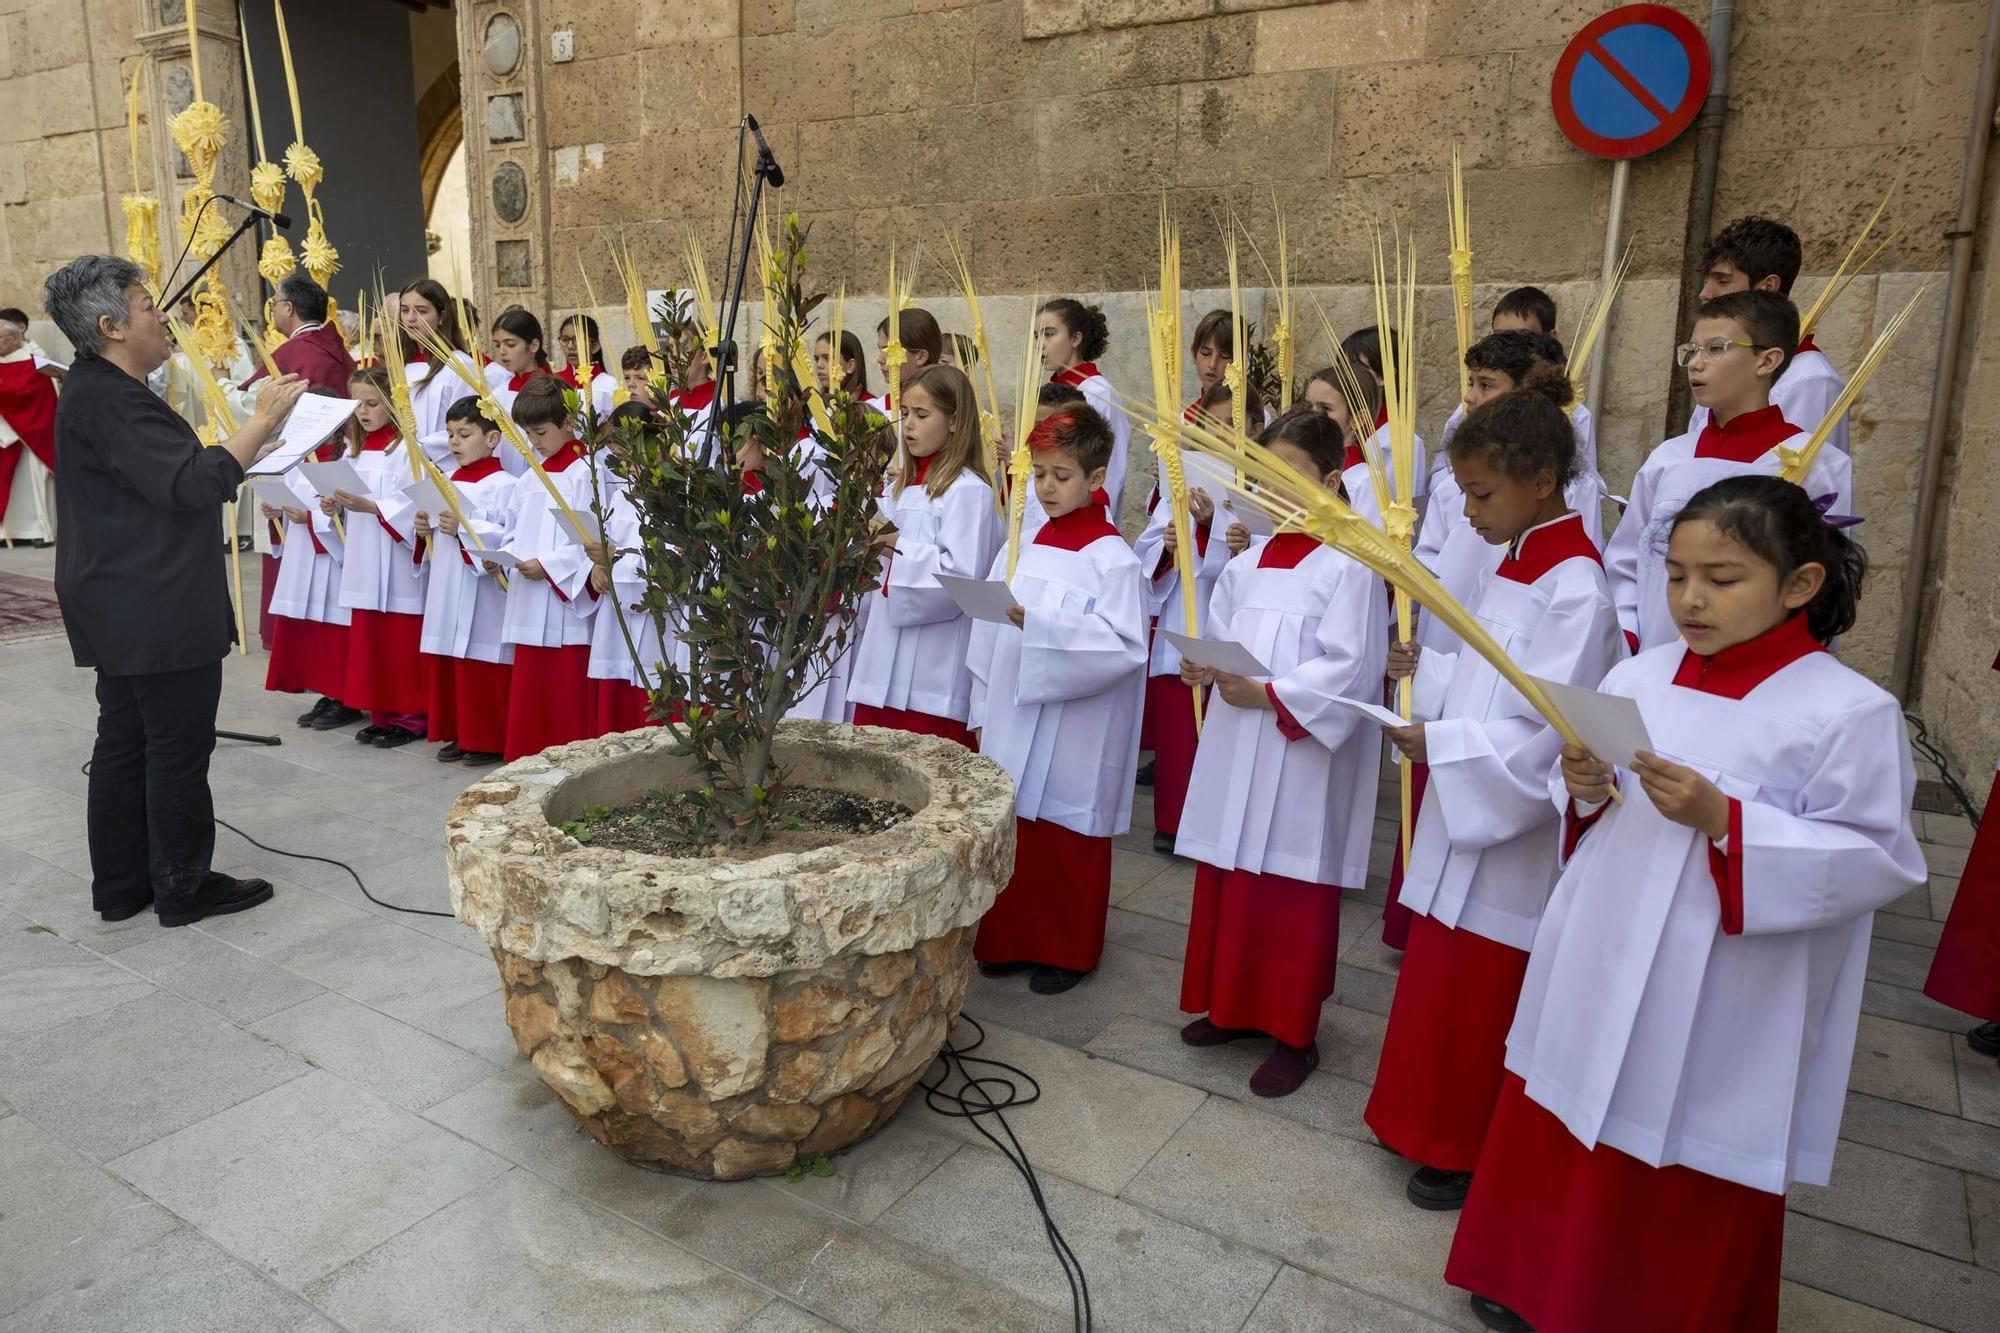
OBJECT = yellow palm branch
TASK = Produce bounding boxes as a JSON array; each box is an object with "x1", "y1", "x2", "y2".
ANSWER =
[
  {"x1": 1005, "y1": 299, "x2": 1041, "y2": 582},
  {"x1": 1448, "y1": 145, "x2": 1474, "y2": 403},
  {"x1": 1779, "y1": 280, "x2": 1935, "y2": 486},
  {"x1": 1799, "y1": 176, "x2": 1902, "y2": 339},
  {"x1": 1567, "y1": 246, "x2": 1631, "y2": 396}
]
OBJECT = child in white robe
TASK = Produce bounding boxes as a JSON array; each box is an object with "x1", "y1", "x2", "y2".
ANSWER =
[
  {"x1": 1363, "y1": 376, "x2": 1626, "y2": 1210},
  {"x1": 396, "y1": 279, "x2": 478, "y2": 470},
  {"x1": 492, "y1": 376, "x2": 600, "y2": 760},
  {"x1": 1037, "y1": 298, "x2": 1134, "y2": 517},
  {"x1": 1172, "y1": 409, "x2": 1387, "y2": 1097},
  {"x1": 488, "y1": 309, "x2": 556, "y2": 475},
  {"x1": 411, "y1": 397, "x2": 518, "y2": 764},
  {"x1": 555, "y1": 313, "x2": 618, "y2": 421},
  {"x1": 1447, "y1": 475, "x2": 1923, "y2": 1333},
  {"x1": 967, "y1": 405, "x2": 1147, "y2": 995},
  {"x1": 869, "y1": 307, "x2": 942, "y2": 428},
  {"x1": 847, "y1": 364, "x2": 998, "y2": 747},
  {"x1": 1605, "y1": 289, "x2": 1852, "y2": 654},
  {"x1": 262, "y1": 392, "x2": 355, "y2": 728},
  {"x1": 325, "y1": 366, "x2": 429, "y2": 747}
]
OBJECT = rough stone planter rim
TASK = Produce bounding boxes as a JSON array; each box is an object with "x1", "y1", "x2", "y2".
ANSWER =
[{"x1": 446, "y1": 719, "x2": 1016, "y2": 980}]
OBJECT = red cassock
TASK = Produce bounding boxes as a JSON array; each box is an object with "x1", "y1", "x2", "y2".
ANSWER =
[
  {"x1": 504, "y1": 643, "x2": 594, "y2": 761},
  {"x1": 0, "y1": 354, "x2": 57, "y2": 526},
  {"x1": 973, "y1": 818, "x2": 1112, "y2": 973},
  {"x1": 1447, "y1": 1075, "x2": 1785, "y2": 1333},
  {"x1": 264, "y1": 615, "x2": 325, "y2": 694},
  {"x1": 344, "y1": 609, "x2": 428, "y2": 714},
  {"x1": 1144, "y1": 674, "x2": 1201, "y2": 837},
  {"x1": 1924, "y1": 768, "x2": 2000, "y2": 1022},
  {"x1": 1363, "y1": 907, "x2": 1529, "y2": 1170},
  {"x1": 851, "y1": 703, "x2": 976, "y2": 751},
  {"x1": 453, "y1": 658, "x2": 512, "y2": 755},
  {"x1": 424, "y1": 652, "x2": 460, "y2": 743},
  {"x1": 592, "y1": 677, "x2": 658, "y2": 736},
  {"x1": 1180, "y1": 862, "x2": 1342, "y2": 1048},
  {"x1": 1379, "y1": 761, "x2": 1428, "y2": 950}
]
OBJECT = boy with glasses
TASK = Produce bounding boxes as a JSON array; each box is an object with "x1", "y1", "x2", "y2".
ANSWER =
[{"x1": 1603, "y1": 291, "x2": 1853, "y2": 653}]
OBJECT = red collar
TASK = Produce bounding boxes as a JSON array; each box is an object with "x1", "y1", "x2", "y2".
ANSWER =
[
  {"x1": 406, "y1": 347, "x2": 428, "y2": 365},
  {"x1": 1052, "y1": 362, "x2": 1100, "y2": 388},
  {"x1": 506, "y1": 369, "x2": 541, "y2": 392},
  {"x1": 908, "y1": 452, "x2": 935, "y2": 486},
  {"x1": 540, "y1": 439, "x2": 585, "y2": 473},
  {"x1": 1671, "y1": 613, "x2": 1824, "y2": 699},
  {"x1": 360, "y1": 424, "x2": 398, "y2": 452},
  {"x1": 1033, "y1": 504, "x2": 1119, "y2": 551},
  {"x1": 559, "y1": 364, "x2": 603, "y2": 389},
  {"x1": 1496, "y1": 513, "x2": 1600, "y2": 584},
  {"x1": 742, "y1": 470, "x2": 765, "y2": 496},
  {"x1": 1373, "y1": 403, "x2": 1389, "y2": 431},
  {"x1": 1694, "y1": 404, "x2": 1796, "y2": 464},
  {"x1": 1343, "y1": 444, "x2": 1365, "y2": 470},
  {"x1": 1258, "y1": 532, "x2": 1321, "y2": 569},
  {"x1": 1796, "y1": 336, "x2": 1819, "y2": 355},
  {"x1": 451, "y1": 456, "x2": 504, "y2": 484},
  {"x1": 1183, "y1": 396, "x2": 1201, "y2": 424},
  {"x1": 673, "y1": 380, "x2": 717, "y2": 411}
]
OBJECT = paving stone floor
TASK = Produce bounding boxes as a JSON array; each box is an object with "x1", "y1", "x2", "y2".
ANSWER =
[{"x1": 0, "y1": 548, "x2": 1995, "y2": 1331}]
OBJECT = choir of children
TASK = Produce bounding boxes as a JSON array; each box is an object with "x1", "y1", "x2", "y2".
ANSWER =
[{"x1": 250, "y1": 235, "x2": 1934, "y2": 1331}]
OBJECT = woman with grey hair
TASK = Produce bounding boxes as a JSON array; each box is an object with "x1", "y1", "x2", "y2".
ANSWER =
[{"x1": 46, "y1": 255, "x2": 306, "y2": 927}]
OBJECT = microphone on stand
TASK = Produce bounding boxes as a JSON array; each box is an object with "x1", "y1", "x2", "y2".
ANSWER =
[
  {"x1": 212, "y1": 192, "x2": 293, "y2": 229},
  {"x1": 744, "y1": 114, "x2": 785, "y2": 188}
]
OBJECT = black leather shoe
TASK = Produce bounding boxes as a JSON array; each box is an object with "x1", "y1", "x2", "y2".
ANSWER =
[
  {"x1": 97, "y1": 895, "x2": 154, "y2": 922},
  {"x1": 296, "y1": 697, "x2": 334, "y2": 727},
  {"x1": 158, "y1": 876, "x2": 274, "y2": 928},
  {"x1": 353, "y1": 724, "x2": 387, "y2": 743},
  {"x1": 312, "y1": 704, "x2": 365, "y2": 731},
  {"x1": 1970, "y1": 1022, "x2": 2000, "y2": 1057},
  {"x1": 1135, "y1": 761, "x2": 1155, "y2": 787},
  {"x1": 977, "y1": 961, "x2": 1034, "y2": 978},
  {"x1": 1180, "y1": 1017, "x2": 1260, "y2": 1047},
  {"x1": 1029, "y1": 966, "x2": 1088, "y2": 995},
  {"x1": 1153, "y1": 830, "x2": 1177, "y2": 856},
  {"x1": 458, "y1": 750, "x2": 502, "y2": 765},
  {"x1": 1406, "y1": 1165, "x2": 1474, "y2": 1210},
  {"x1": 436, "y1": 741, "x2": 465, "y2": 763},
  {"x1": 1469, "y1": 1294, "x2": 1532, "y2": 1332},
  {"x1": 373, "y1": 725, "x2": 420, "y2": 749}
]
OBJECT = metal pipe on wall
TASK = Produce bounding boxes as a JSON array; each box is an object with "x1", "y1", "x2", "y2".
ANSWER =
[
  {"x1": 1667, "y1": 0, "x2": 1738, "y2": 432},
  {"x1": 1892, "y1": 0, "x2": 2000, "y2": 702}
]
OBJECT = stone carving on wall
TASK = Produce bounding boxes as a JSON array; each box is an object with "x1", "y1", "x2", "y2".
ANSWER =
[{"x1": 492, "y1": 161, "x2": 527, "y2": 224}]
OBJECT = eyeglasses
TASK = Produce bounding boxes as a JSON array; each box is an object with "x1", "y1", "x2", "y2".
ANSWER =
[{"x1": 1674, "y1": 337, "x2": 1766, "y2": 367}]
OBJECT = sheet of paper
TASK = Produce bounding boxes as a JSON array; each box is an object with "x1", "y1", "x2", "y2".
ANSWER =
[
  {"x1": 934, "y1": 574, "x2": 1020, "y2": 626},
  {"x1": 275, "y1": 393, "x2": 360, "y2": 457},
  {"x1": 1223, "y1": 494, "x2": 1277, "y2": 537},
  {"x1": 401, "y1": 475, "x2": 452, "y2": 520},
  {"x1": 248, "y1": 474, "x2": 305, "y2": 509},
  {"x1": 1526, "y1": 674, "x2": 1655, "y2": 770},
  {"x1": 1326, "y1": 695, "x2": 1409, "y2": 729},
  {"x1": 1162, "y1": 629, "x2": 1271, "y2": 678},
  {"x1": 548, "y1": 500, "x2": 604, "y2": 547},
  {"x1": 298, "y1": 458, "x2": 369, "y2": 499},
  {"x1": 32, "y1": 353, "x2": 66, "y2": 375},
  {"x1": 474, "y1": 547, "x2": 526, "y2": 571}
]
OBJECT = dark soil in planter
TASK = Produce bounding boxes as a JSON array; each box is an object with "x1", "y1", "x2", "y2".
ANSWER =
[{"x1": 573, "y1": 785, "x2": 915, "y2": 858}]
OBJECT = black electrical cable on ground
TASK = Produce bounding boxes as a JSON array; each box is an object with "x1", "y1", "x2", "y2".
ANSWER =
[
  {"x1": 920, "y1": 1015, "x2": 1092, "y2": 1332},
  {"x1": 1906, "y1": 711, "x2": 1984, "y2": 829},
  {"x1": 80, "y1": 752, "x2": 454, "y2": 918}
]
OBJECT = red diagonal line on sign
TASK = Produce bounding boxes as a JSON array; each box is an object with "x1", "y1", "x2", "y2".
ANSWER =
[{"x1": 1585, "y1": 37, "x2": 1675, "y2": 124}]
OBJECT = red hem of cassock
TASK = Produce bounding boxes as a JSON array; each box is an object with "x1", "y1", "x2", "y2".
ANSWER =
[
  {"x1": 1925, "y1": 771, "x2": 2000, "y2": 1020},
  {"x1": 303, "y1": 621, "x2": 351, "y2": 701},
  {"x1": 974, "y1": 818, "x2": 1112, "y2": 972},
  {"x1": 1446, "y1": 1075, "x2": 1785, "y2": 1333},
  {"x1": 852, "y1": 703, "x2": 976, "y2": 751},
  {"x1": 1364, "y1": 910, "x2": 1530, "y2": 1171},
  {"x1": 344, "y1": 609, "x2": 429, "y2": 714},
  {"x1": 263, "y1": 616, "x2": 318, "y2": 694},
  {"x1": 424, "y1": 653, "x2": 459, "y2": 742},
  {"x1": 1145, "y1": 674, "x2": 1201, "y2": 836},
  {"x1": 1180, "y1": 862, "x2": 1342, "y2": 1048},
  {"x1": 452, "y1": 657, "x2": 512, "y2": 755},
  {"x1": 257, "y1": 554, "x2": 279, "y2": 651},
  {"x1": 592, "y1": 678, "x2": 659, "y2": 735},
  {"x1": 1381, "y1": 760, "x2": 1429, "y2": 950},
  {"x1": 504, "y1": 644, "x2": 595, "y2": 761}
]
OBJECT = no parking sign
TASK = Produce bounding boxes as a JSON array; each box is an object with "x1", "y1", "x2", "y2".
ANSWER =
[{"x1": 1552, "y1": 4, "x2": 1712, "y2": 159}]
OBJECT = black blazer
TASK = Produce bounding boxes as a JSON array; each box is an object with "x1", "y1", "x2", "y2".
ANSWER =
[{"x1": 54, "y1": 355, "x2": 247, "y2": 675}]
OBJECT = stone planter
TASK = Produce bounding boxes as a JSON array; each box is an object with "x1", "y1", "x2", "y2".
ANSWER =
[{"x1": 444, "y1": 720, "x2": 1015, "y2": 1179}]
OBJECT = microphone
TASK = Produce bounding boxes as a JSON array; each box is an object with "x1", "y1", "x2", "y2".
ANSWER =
[
  {"x1": 743, "y1": 114, "x2": 785, "y2": 188},
  {"x1": 213, "y1": 192, "x2": 293, "y2": 229}
]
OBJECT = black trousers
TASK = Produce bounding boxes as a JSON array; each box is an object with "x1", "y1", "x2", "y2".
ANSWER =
[{"x1": 87, "y1": 660, "x2": 222, "y2": 910}]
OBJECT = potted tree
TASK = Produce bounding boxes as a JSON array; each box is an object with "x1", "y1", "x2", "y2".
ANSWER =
[{"x1": 444, "y1": 219, "x2": 1015, "y2": 1179}]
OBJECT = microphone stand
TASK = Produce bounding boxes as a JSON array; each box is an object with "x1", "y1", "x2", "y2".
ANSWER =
[{"x1": 694, "y1": 120, "x2": 783, "y2": 467}]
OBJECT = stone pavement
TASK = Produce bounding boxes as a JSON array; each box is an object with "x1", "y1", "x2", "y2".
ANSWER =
[{"x1": 0, "y1": 550, "x2": 1995, "y2": 1332}]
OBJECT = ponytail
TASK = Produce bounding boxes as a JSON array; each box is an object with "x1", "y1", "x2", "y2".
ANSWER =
[
  {"x1": 1672, "y1": 475, "x2": 1866, "y2": 644},
  {"x1": 1038, "y1": 298, "x2": 1110, "y2": 362}
]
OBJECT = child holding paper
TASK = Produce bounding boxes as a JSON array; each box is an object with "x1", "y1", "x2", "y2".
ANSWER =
[
  {"x1": 493, "y1": 376, "x2": 601, "y2": 760},
  {"x1": 324, "y1": 366, "x2": 430, "y2": 748},
  {"x1": 1604, "y1": 289, "x2": 1853, "y2": 654},
  {"x1": 966, "y1": 405, "x2": 1147, "y2": 995},
  {"x1": 846, "y1": 364, "x2": 998, "y2": 748},
  {"x1": 410, "y1": 398, "x2": 518, "y2": 764},
  {"x1": 1171, "y1": 409, "x2": 1387, "y2": 1097},
  {"x1": 262, "y1": 390, "x2": 357, "y2": 730},
  {"x1": 1447, "y1": 475, "x2": 1921, "y2": 1333},
  {"x1": 1363, "y1": 380, "x2": 1625, "y2": 1211}
]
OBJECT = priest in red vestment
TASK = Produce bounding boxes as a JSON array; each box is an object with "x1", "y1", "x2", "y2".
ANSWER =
[{"x1": 0, "y1": 306, "x2": 59, "y2": 541}]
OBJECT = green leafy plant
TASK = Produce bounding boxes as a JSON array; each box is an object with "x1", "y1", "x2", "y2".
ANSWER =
[
  {"x1": 784, "y1": 1151, "x2": 838, "y2": 1182},
  {"x1": 589, "y1": 216, "x2": 898, "y2": 849}
]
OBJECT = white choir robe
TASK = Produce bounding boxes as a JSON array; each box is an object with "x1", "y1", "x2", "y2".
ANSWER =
[
  {"x1": 1129, "y1": 485, "x2": 1233, "y2": 679},
  {"x1": 1402, "y1": 515, "x2": 1626, "y2": 949},
  {"x1": 498, "y1": 447, "x2": 600, "y2": 649},
  {"x1": 1688, "y1": 344, "x2": 1848, "y2": 456},
  {"x1": 1172, "y1": 538, "x2": 1388, "y2": 886},
  {"x1": 483, "y1": 360, "x2": 510, "y2": 393},
  {"x1": 267, "y1": 470, "x2": 348, "y2": 626},
  {"x1": 337, "y1": 442, "x2": 430, "y2": 616},
  {"x1": 1342, "y1": 424, "x2": 1428, "y2": 532},
  {"x1": 1506, "y1": 635, "x2": 1925, "y2": 1192},
  {"x1": 1412, "y1": 470, "x2": 1504, "y2": 657},
  {"x1": 1051, "y1": 363, "x2": 1134, "y2": 516},
  {"x1": 417, "y1": 464, "x2": 517, "y2": 665},
  {"x1": 490, "y1": 371, "x2": 551, "y2": 476},
  {"x1": 585, "y1": 477, "x2": 679, "y2": 689},
  {"x1": 1604, "y1": 411, "x2": 1852, "y2": 651},
  {"x1": 965, "y1": 523, "x2": 1148, "y2": 837},
  {"x1": 406, "y1": 355, "x2": 481, "y2": 470},
  {"x1": 787, "y1": 436, "x2": 861, "y2": 722},
  {"x1": 847, "y1": 469, "x2": 999, "y2": 723},
  {"x1": 562, "y1": 366, "x2": 618, "y2": 422}
]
